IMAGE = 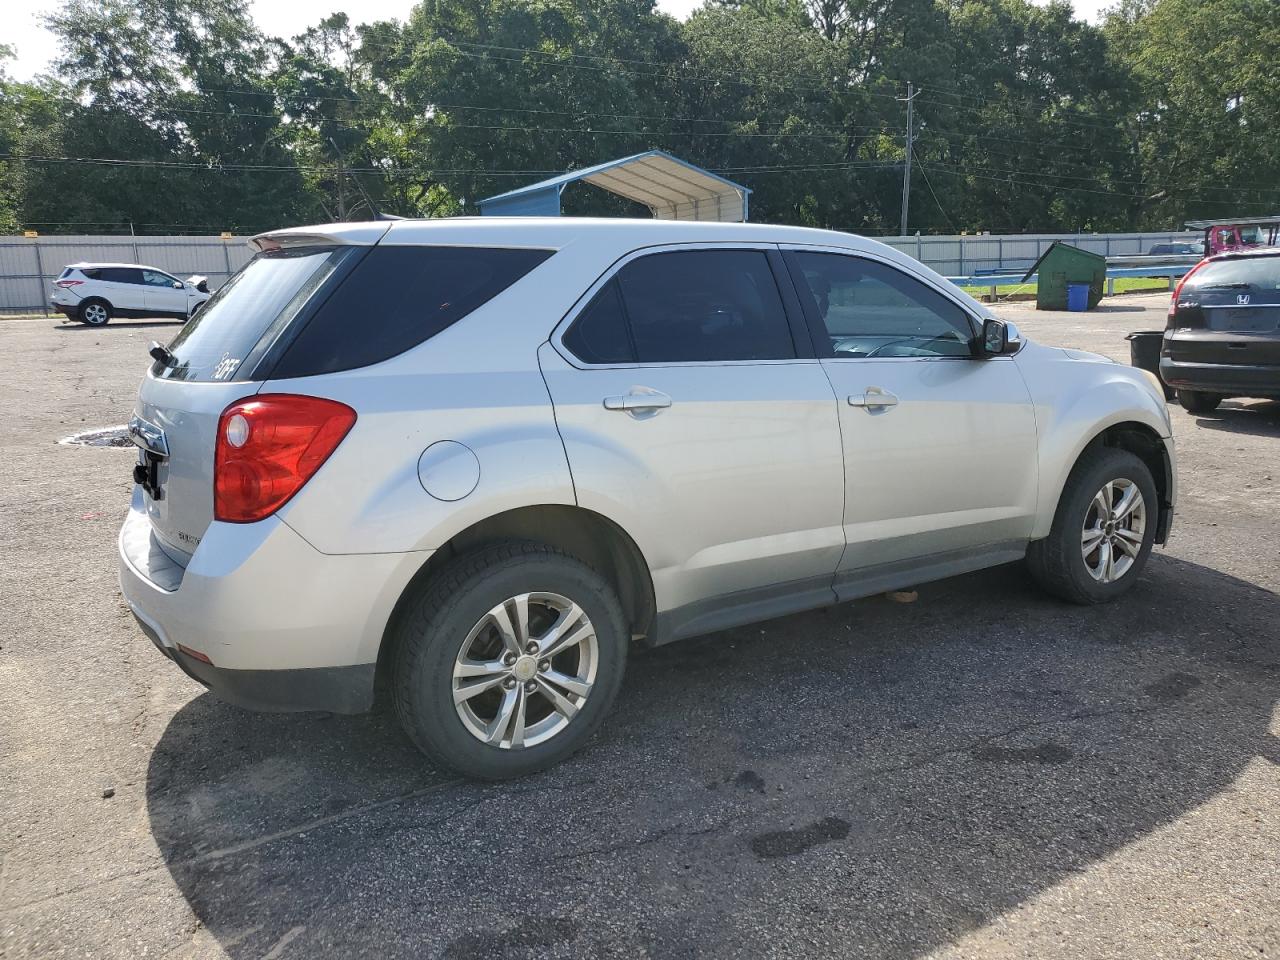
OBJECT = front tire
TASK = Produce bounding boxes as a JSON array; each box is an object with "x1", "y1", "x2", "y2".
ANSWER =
[
  {"x1": 1177, "y1": 390, "x2": 1222, "y2": 414},
  {"x1": 79, "y1": 299, "x2": 111, "y2": 325},
  {"x1": 1027, "y1": 447, "x2": 1158, "y2": 605},
  {"x1": 392, "y1": 541, "x2": 628, "y2": 779}
]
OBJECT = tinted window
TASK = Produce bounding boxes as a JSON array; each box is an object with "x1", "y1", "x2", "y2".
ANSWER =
[
  {"x1": 159, "y1": 246, "x2": 357, "y2": 382},
  {"x1": 100, "y1": 267, "x2": 143, "y2": 284},
  {"x1": 562, "y1": 280, "x2": 635, "y2": 364},
  {"x1": 1183, "y1": 256, "x2": 1280, "y2": 291},
  {"x1": 618, "y1": 250, "x2": 793, "y2": 362},
  {"x1": 788, "y1": 252, "x2": 974, "y2": 358},
  {"x1": 269, "y1": 246, "x2": 553, "y2": 379},
  {"x1": 80, "y1": 268, "x2": 101, "y2": 280}
]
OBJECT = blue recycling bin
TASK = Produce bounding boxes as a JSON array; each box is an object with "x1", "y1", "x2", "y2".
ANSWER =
[{"x1": 1066, "y1": 282, "x2": 1090, "y2": 312}]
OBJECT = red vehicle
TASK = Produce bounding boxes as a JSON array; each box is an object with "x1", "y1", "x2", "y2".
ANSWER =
[{"x1": 1186, "y1": 216, "x2": 1280, "y2": 256}]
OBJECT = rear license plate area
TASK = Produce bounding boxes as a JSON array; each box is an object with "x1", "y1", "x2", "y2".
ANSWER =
[{"x1": 134, "y1": 450, "x2": 165, "y2": 501}]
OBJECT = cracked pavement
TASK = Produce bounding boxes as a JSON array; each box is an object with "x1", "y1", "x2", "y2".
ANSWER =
[{"x1": 1, "y1": 294, "x2": 1277, "y2": 959}]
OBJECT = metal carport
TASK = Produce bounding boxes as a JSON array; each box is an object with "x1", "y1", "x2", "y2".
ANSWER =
[{"x1": 476, "y1": 150, "x2": 750, "y2": 222}]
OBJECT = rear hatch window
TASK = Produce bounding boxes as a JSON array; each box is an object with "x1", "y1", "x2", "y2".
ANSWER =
[
  {"x1": 156, "y1": 246, "x2": 357, "y2": 382},
  {"x1": 1183, "y1": 256, "x2": 1280, "y2": 334}
]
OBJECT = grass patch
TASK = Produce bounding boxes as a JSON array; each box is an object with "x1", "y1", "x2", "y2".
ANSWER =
[{"x1": 957, "y1": 276, "x2": 1173, "y2": 299}]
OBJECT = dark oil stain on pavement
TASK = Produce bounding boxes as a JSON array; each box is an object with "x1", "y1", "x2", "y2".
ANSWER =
[
  {"x1": 970, "y1": 741, "x2": 1075, "y2": 764},
  {"x1": 734, "y1": 769, "x2": 766, "y2": 793},
  {"x1": 445, "y1": 916, "x2": 579, "y2": 959},
  {"x1": 751, "y1": 816, "x2": 850, "y2": 859},
  {"x1": 1144, "y1": 672, "x2": 1202, "y2": 701}
]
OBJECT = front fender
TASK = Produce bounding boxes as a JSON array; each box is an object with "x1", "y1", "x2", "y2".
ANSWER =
[{"x1": 1017, "y1": 343, "x2": 1173, "y2": 539}]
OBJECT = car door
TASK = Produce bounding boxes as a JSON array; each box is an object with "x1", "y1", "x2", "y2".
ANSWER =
[
  {"x1": 540, "y1": 244, "x2": 846, "y2": 641},
  {"x1": 141, "y1": 269, "x2": 188, "y2": 316},
  {"x1": 782, "y1": 248, "x2": 1039, "y2": 595},
  {"x1": 98, "y1": 267, "x2": 148, "y2": 312}
]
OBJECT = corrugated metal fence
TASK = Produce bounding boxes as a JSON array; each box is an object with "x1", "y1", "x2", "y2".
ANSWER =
[
  {"x1": 0, "y1": 229, "x2": 1200, "y2": 316},
  {"x1": 874, "y1": 231, "x2": 1200, "y2": 278},
  {"x1": 0, "y1": 235, "x2": 252, "y2": 315}
]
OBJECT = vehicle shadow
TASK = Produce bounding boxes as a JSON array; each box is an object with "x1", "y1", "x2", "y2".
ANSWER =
[
  {"x1": 52, "y1": 319, "x2": 183, "y2": 331},
  {"x1": 144, "y1": 555, "x2": 1278, "y2": 959},
  {"x1": 1189, "y1": 399, "x2": 1280, "y2": 437}
]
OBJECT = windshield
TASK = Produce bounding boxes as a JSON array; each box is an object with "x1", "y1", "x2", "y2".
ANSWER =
[{"x1": 156, "y1": 246, "x2": 358, "y2": 382}]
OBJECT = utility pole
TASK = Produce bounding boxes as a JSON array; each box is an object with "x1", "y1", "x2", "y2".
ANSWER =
[
  {"x1": 898, "y1": 82, "x2": 919, "y2": 237},
  {"x1": 329, "y1": 137, "x2": 349, "y2": 221}
]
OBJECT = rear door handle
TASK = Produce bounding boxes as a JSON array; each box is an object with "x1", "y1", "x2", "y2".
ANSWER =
[
  {"x1": 848, "y1": 388, "x2": 899, "y2": 410},
  {"x1": 603, "y1": 389, "x2": 672, "y2": 416}
]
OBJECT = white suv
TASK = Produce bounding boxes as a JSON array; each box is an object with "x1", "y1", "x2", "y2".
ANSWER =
[
  {"x1": 51, "y1": 262, "x2": 211, "y2": 325},
  {"x1": 118, "y1": 218, "x2": 1176, "y2": 778}
]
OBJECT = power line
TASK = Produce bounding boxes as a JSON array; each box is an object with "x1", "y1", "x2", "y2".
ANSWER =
[{"x1": 914, "y1": 157, "x2": 958, "y2": 232}]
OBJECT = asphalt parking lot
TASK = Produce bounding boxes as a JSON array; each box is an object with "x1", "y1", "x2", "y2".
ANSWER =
[{"x1": 1, "y1": 292, "x2": 1277, "y2": 959}]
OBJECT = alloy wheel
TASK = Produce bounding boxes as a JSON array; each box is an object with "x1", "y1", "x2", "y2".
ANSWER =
[
  {"x1": 452, "y1": 592, "x2": 598, "y2": 749},
  {"x1": 1081, "y1": 478, "x2": 1146, "y2": 584},
  {"x1": 83, "y1": 303, "x2": 108, "y2": 324}
]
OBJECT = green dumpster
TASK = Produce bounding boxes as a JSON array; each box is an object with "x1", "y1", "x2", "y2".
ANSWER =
[{"x1": 1022, "y1": 241, "x2": 1106, "y2": 311}]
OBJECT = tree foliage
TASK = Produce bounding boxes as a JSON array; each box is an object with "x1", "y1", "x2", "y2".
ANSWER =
[{"x1": 1, "y1": 0, "x2": 1277, "y2": 235}]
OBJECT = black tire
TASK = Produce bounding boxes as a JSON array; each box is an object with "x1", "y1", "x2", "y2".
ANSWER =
[
  {"x1": 392, "y1": 541, "x2": 628, "y2": 779},
  {"x1": 78, "y1": 298, "x2": 112, "y2": 325},
  {"x1": 1177, "y1": 390, "x2": 1222, "y2": 414},
  {"x1": 1027, "y1": 447, "x2": 1158, "y2": 605}
]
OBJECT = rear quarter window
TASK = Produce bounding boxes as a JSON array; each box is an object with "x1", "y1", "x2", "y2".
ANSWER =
[{"x1": 268, "y1": 245, "x2": 553, "y2": 379}]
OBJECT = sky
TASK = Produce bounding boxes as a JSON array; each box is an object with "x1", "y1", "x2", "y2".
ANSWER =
[{"x1": 3, "y1": 0, "x2": 1113, "y2": 82}]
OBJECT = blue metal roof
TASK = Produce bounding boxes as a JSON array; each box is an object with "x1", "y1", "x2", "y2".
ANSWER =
[{"x1": 477, "y1": 150, "x2": 751, "y2": 222}]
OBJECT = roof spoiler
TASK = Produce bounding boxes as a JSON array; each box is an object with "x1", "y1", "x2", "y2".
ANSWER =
[{"x1": 249, "y1": 221, "x2": 394, "y2": 253}]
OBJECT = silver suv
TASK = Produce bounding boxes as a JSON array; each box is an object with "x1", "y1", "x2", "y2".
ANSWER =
[{"x1": 119, "y1": 218, "x2": 1176, "y2": 778}]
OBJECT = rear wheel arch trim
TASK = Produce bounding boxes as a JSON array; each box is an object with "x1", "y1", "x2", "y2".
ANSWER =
[{"x1": 375, "y1": 505, "x2": 656, "y2": 695}]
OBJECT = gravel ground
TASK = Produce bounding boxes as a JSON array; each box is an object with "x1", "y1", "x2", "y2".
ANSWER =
[{"x1": 0, "y1": 296, "x2": 1276, "y2": 960}]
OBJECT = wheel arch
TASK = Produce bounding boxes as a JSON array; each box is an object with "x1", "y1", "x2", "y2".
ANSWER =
[
  {"x1": 374, "y1": 504, "x2": 656, "y2": 697},
  {"x1": 1044, "y1": 420, "x2": 1174, "y2": 545}
]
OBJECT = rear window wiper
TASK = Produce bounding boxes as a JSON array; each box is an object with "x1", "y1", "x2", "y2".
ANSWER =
[
  {"x1": 1200, "y1": 282, "x2": 1252, "y2": 290},
  {"x1": 149, "y1": 341, "x2": 177, "y2": 367}
]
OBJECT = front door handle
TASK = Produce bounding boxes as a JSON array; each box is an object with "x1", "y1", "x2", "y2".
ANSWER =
[
  {"x1": 603, "y1": 389, "x2": 672, "y2": 417},
  {"x1": 848, "y1": 387, "x2": 898, "y2": 410}
]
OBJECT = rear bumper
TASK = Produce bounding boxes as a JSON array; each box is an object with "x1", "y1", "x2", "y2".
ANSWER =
[
  {"x1": 118, "y1": 491, "x2": 431, "y2": 713},
  {"x1": 1160, "y1": 357, "x2": 1280, "y2": 398}
]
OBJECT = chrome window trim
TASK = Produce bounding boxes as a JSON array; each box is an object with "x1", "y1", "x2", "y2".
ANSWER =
[{"x1": 549, "y1": 241, "x2": 817, "y2": 371}]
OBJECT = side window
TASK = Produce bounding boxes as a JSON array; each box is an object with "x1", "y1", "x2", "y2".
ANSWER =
[
  {"x1": 619, "y1": 250, "x2": 794, "y2": 362},
  {"x1": 143, "y1": 270, "x2": 177, "y2": 287},
  {"x1": 562, "y1": 280, "x2": 635, "y2": 364},
  {"x1": 788, "y1": 252, "x2": 975, "y2": 358},
  {"x1": 101, "y1": 267, "x2": 144, "y2": 284},
  {"x1": 80, "y1": 268, "x2": 101, "y2": 280}
]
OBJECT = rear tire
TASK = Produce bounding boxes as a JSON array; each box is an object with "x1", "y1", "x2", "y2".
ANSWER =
[
  {"x1": 1027, "y1": 447, "x2": 1158, "y2": 605},
  {"x1": 79, "y1": 299, "x2": 111, "y2": 325},
  {"x1": 1177, "y1": 390, "x2": 1222, "y2": 413},
  {"x1": 392, "y1": 541, "x2": 628, "y2": 779}
]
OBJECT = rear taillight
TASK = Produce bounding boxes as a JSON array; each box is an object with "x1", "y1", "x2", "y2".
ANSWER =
[
  {"x1": 55, "y1": 279, "x2": 83, "y2": 287},
  {"x1": 1168, "y1": 259, "x2": 1208, "y2": 320},
  {"x1": 214, "y1": 394, "x2": 356, "y2": 523}
]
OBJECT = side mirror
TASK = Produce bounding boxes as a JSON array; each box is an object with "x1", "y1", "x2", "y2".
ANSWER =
[
  {"x1": 980, "y1": 318, "x2": 1009, "y2": 356},
  {"x1": 172, "y1": 281, "x2": 184, "y2": 289}
]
